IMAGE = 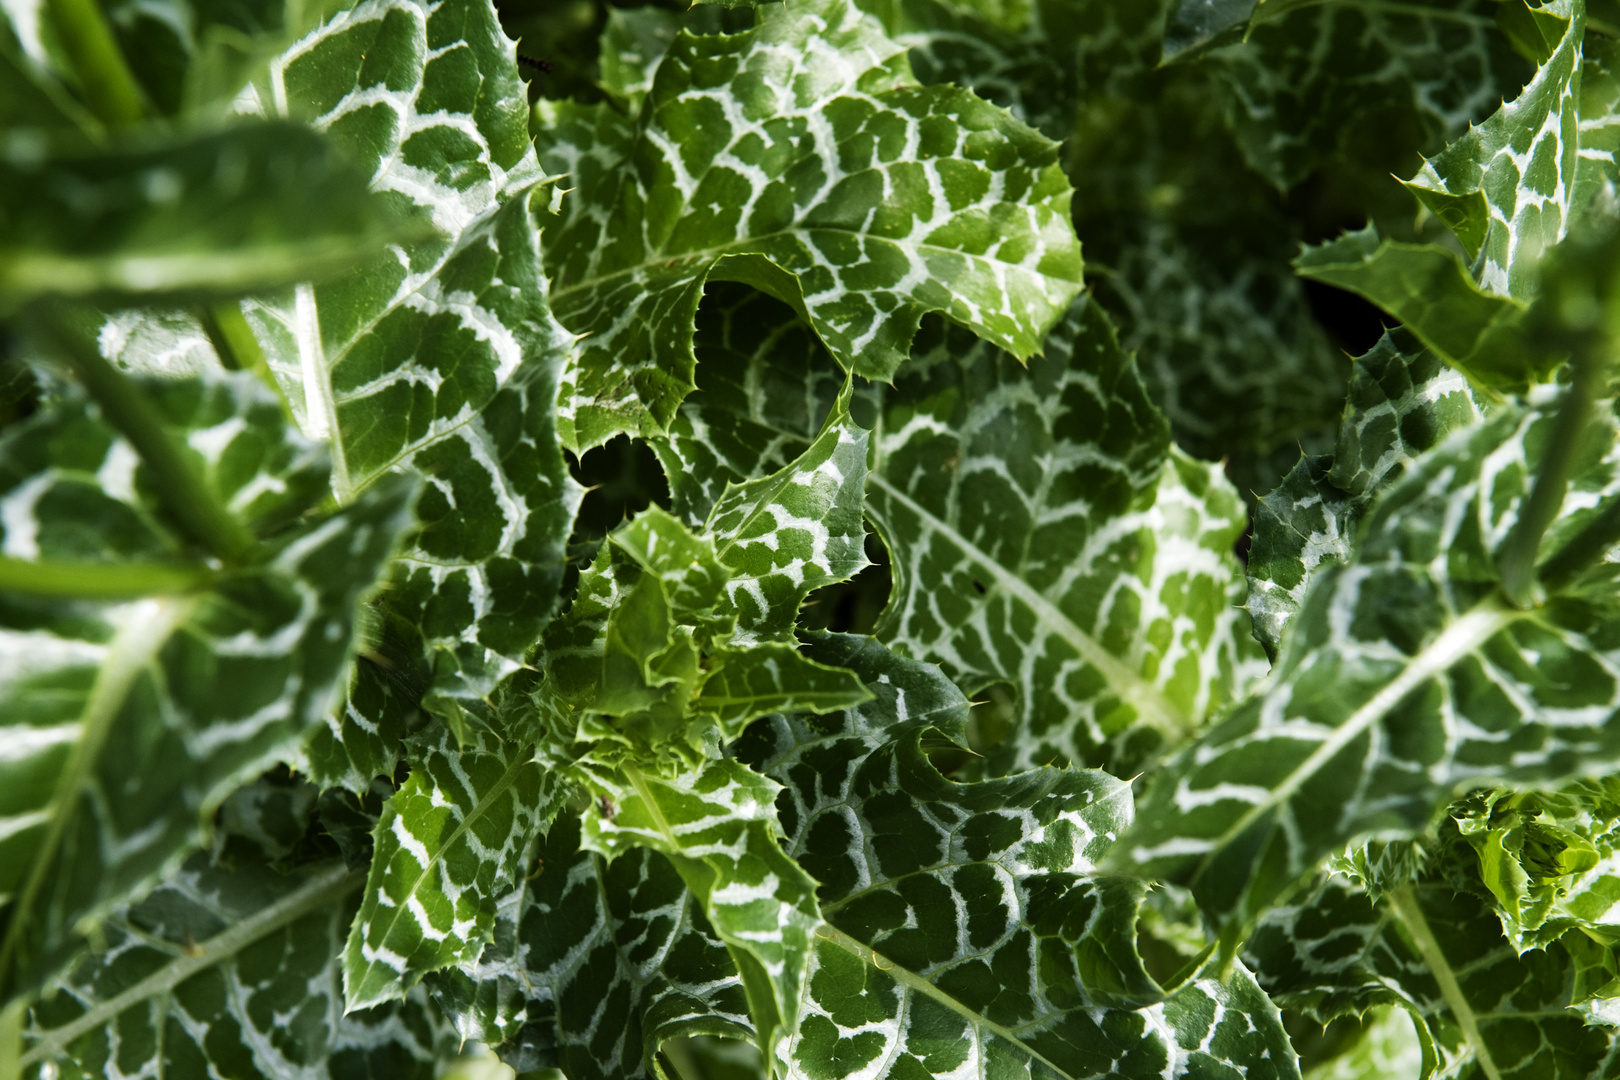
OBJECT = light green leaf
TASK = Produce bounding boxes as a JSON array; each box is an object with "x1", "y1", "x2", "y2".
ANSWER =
[
  {"x1": 731, "y1": 631, "x2": 1299, "y2": 1080},
  {"x1": 0, "y1": 121, "x2": 419, "y2": 311},
  {"x1": 1404, "y1": 0, "x2": 1583, "y2": 298},
  {"x1": 342, "y1": 722, "x2": 558, "y2": 1011},
  {"x1": 541, "y1": 401, "x2": 872, "y2": 762},
  {"x1": 1246, "y1": 329, "x2": 1492, "y2": 658},
  {"x1": 869, "y1": 296, "x2": 1263, "y2": 775},
  {"x1": 1444, "y1": 781, "x2": 1620, "y2": 953},
  {"x1": 426, "y1": 813, "x2": 753, "y2": 1080},
  {"x1": 1295, "y1": 226, "x2": 1545, "y2": 392},
  {"x1": 575, "y1": 756, "x2": 822, "y2": 1070},
  {"x1": 534, "y1": 0, "x2": 1083, "y2": 450},
  {"x1": 1119, "y1": 400, "x2": 1620, "y2": 948},
  {"x1": 21, "y1": 850, "x2": 456, "y2": 1080},
  {"x1": 0, "y1": 371, "x2": 415, "y2": 1005},
  {"x1": 694, "y1": 642, "x2": 873, "y2": 735}
]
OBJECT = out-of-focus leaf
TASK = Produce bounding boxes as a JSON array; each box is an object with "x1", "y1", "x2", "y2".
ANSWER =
[
  {"x1": 597, "y1": 5, "x2": 679, "y2": 113},
  {"x1": 1197, "y1": 0, "x2": 1528, "y2": 189},
  {"x1": 21, "y1": 850, "x2": 456, "y2": 1080},
  {"x1": 0, "y1": 122, "x2": 419, "y2": 311},
  {"x1": 0, "y1": 371, "x2": 415, "y2": 1004}
]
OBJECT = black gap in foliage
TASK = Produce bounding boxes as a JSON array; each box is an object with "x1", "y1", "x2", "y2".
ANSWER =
[
  {"x1": 568, "y1": 433, "x2": 671, "y2": 546},
  {"x1": 799, "y1": 531, "x2": 891, "y2": 636},
  {"x1": 1302, "y1": 277, "x2": 1391, "y2": 357}
]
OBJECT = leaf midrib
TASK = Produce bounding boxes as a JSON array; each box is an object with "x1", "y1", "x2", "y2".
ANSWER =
[
  {"x1": 21, "y1": 863, "x2": 360, "y2": 1069},
  {"x1": 0, "y1": 596, "x2": 197, "y2": 995},
  {"x1": 866, "y1": 472, "x2": 1194, "y2": 739},
  {"x1": 1190, "y1": 594, "x2": 1521, "y2": 884},
  {"x1": 351, "y1": 744, "x2": 534, "y2": 1002},
  {"x1": 816, "y1": 923, "x2": 1084, "y2": 1079}
]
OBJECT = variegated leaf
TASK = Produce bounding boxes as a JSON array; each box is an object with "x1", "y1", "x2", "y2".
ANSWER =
[
  {"x1": 1246, "y1": 329, "x2": 1492, "y2": 658},
  {"x1": 1248, "y1": 876, "x2": 1620, "y2": 1080},
  {"x1": 342, "y1": 723, "x2": 559, "y2": 1010},
  {"x1": 703, "y1": 384, "x2": 869, "y2": 645},
  {"x1": 574, "y1": 756, "x2": 821, "y2": 1066},
  {"x1": 426, "y1": 813, "x2": 753, "y2": 1080},
  {"x1": 652, "y1": 285, "x2": 846, "y2": 528},
  {"x1": 21, "y1": 850, "x2": 457, "y2": 1080},
  {"x1": 731, "y1": 631, "x2": 1299, "y2": 1080},
  {"x1": 0, "y1": 371, "x2": 415, "y2": 1004},
  {"x1": 869, "y1": 295, "x2": 1263, "y2": 776},
  {"x1": 534, "y1": 0, "x2": 1083, "y2": 450},
  {"x1": 230, "y1": 0, "x2": 582, "y2": 767},
  {"x1": 1197, "y1": 0, "x2": 1528, "y2": 189},
  {"x1": 1405, "y1": 0, "x2": 1583, "y2": 299},
  {"x1": 859, "y1": 0, "x2": 1350, "y2": 464},
  {"x1": 1121, "y1": 400, "x2": 1620, "y2": 948}
]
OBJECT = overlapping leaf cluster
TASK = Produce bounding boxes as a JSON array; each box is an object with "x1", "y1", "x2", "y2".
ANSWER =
[{"x1": 10, "y1": 0, "x2": 1620, "y2": 1078}]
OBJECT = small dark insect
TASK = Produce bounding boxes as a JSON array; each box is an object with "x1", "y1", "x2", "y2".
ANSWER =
[
  {"x1": 599, "y1": 795, "x2": 615, "y2": 821},
  {"x1": 518, "y1": 54, "x2": 553, "y2": 74}
]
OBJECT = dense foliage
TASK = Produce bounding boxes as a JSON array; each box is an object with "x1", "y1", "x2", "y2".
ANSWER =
[{"x1": 10, "y1": 0, "x2": 1620, "y2": 1076}]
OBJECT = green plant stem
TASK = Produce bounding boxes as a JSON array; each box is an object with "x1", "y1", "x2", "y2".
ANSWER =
[
  {"x1": 0, "y1": 556, "x2": 215, "y2": 598},
  {"x1": 46, "y1": 0, "x2": 146, "y2": 128},
  {"x1": 197, "y1": 301, "x2": 294, "y2": 419},
  {"x1": 40, "y1": 311, "x2": 258, "y2": 565},
  {"x1": 1497, "y1": 352, "x2": 1603, "y2": 608},
  {"x1": 1388, "y1": 886, "x2": 1503, "y2": 1080}
]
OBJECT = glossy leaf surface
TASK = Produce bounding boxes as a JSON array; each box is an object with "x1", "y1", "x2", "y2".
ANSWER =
[{"x1": 534, "y1": 0, "x2": 1083, "y2": 450}]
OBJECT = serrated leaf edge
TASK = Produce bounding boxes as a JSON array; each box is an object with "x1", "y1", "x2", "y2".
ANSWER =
[{"x1": 342, "y1": 743, "x2": 538, "y2": 1011}]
